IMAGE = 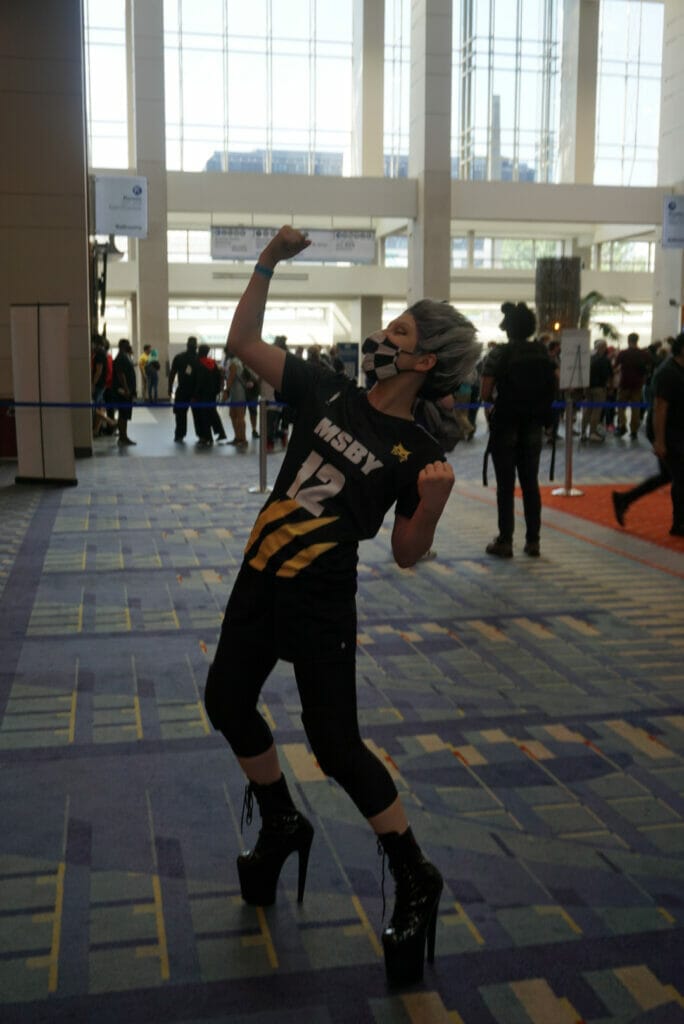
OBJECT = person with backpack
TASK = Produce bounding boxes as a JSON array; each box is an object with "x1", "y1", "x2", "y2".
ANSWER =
[{"x1": 480, "y1": 302, "x2": 557, "y2": 558}]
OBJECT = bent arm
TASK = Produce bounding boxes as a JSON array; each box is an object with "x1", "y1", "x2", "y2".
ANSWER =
[
  {"x1": 391, "y1": 461, "x2": 455, "y2": 567},
  {"x1": 226, "y1": 226, "x2": 311, "y2": 392}
]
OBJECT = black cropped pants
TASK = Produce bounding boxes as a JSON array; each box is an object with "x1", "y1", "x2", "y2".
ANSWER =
[{"x1": 205, "y1": 564, "x2": 397, "y2": 819}]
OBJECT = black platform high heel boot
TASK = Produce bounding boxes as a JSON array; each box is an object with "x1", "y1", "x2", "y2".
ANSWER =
[
  {"x1": 237, "y1": 775, "x2": 314, "y2": 906},
  {"x1": 379, "y1": 827, "x2": 443, "y2": 987}
]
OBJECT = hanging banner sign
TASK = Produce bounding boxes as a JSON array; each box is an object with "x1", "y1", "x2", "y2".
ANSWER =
[
  {"x1": 662, "y1": 195, "x2": 684, "y2": 249},
  {"x1": 94, "y1": 175, "x2": 148, "y2": 237},
  {"x1": 211, "y1": 226, "x2": 376, "y2": 264},
  {"x1": 211, "y1": 226, "x2": 273, "y2": 259}
]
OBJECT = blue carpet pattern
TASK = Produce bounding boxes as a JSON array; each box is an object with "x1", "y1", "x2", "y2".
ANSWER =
[{"x1": 1, "y1": 418, "x2": 684, "y2": 1023}]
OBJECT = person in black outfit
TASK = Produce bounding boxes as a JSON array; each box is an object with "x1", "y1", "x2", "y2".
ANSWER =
[
  {"x1": 91, "y1": 335, "x2": 114, "y2": 436},
  {"x1": 613, "y1": 333, "x2": 684, "y2": 535},
  {"x1": 480, "y1": 302, "x2": 557, "y2": 558},
  {"x1": 204, "y1": 226, "x2": 481, "y2": 987},
  {"x1": 168, "y1": 336, "x2": 198, "y2": 442},
  {"x1": 193, "y1": 343, "x2": 223, "y2": 448},
  {"x1": 113, "y1": 338, "x2": 137, "y2": 446}
]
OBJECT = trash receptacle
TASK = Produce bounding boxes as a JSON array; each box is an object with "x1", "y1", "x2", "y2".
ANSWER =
[{"x1": 0, "y1": 404, "x2": 17, "y2": 458}]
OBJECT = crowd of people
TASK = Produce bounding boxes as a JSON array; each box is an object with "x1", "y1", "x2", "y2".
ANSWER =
[
  {"x1": 91, "y1": 311, "x2": 682, "y2": 547},
  {"x1": 90, "y1": 335, "x2": 138, "y2": 447},
  {"x1": 92, "y1": 331, "x2": 353, "y2": 454}
]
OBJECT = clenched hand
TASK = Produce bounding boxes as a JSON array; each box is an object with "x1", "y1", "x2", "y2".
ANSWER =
[
  {"x1": 417, "y1": 461, "x2": 455, "y2": 516},
  {"x1": 261, "y1": 226, "x2": 312, "y2": 267}
]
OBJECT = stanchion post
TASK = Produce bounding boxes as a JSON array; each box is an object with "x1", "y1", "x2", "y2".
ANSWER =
[
  {"x1": 248, "y1": 397, "x2": 271, "y2": 495},
  {"x1": 552, "y1": 392, "x2": 583, "y2": 497}
]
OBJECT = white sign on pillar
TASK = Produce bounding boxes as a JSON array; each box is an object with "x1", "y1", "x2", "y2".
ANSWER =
[
  {"x1": 11, "y1": 304, "x2": 77, "y2": 486},
  {"x1": 662, "y1": 196, "x2": 684, "y2": 249},
  {"x1": 94, "y1": 175, "x2": 148, "y2": 238}
]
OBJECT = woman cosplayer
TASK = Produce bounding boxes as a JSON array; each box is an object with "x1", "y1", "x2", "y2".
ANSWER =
[{"x1": 205, "y1": 226, "x2": 480, "y2": 985}]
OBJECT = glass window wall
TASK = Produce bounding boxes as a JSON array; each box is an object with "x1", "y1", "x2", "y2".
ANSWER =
[
  {"x1": 384, "y1": 233, "x2": 564, "y2": 270},
  {"x1": 452, "y1": 0, "x2": 561, "y2": 182},
  {"x1": 168, "y1": 301, "x2": 340, "y2": 348},
  {"x1": 83, "y1": 0, "x2": 129, "y2": 168},
  {"x1": 594, "y1": 0, "x2": 663, "y2": 186},
  {"x1": 164, "y1": 0, "x2": 353, "y2": 174},
  {"x1": 384, "y1": 0, "x2": 410, "y2": 178},
  {"x1": 598, "y1": 240, "x2": 655, "y2": 273}
]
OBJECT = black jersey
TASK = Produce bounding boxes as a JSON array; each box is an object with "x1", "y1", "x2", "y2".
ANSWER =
[{"x1": 244, "y1": 354, "x2": 443, "y2": 594}]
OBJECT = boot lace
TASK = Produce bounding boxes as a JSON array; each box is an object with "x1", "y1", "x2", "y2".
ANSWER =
[{"x1": 240, "y1": 783, "x2": 255, "y2": 833}]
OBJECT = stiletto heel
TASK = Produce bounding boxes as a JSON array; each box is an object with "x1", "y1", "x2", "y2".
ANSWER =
[
  {"x1": 237, "y1": 777, "x2": 314, "y2": 907},
  {"x1": 379, "y1": 827, "x2": 443, "y2": 987},
  {"x1": 297, "y1": 828, "x2": 313, "y2": 903},
  {"x1": 426, "y1": 902, "x2": 438, "y2": 963}
]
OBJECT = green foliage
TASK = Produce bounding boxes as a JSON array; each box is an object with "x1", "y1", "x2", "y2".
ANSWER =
[{"x1": 579, "y1": 291, "x2": 628, "y2": 337}]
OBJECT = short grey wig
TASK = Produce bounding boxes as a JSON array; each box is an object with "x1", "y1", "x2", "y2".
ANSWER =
[{"x1": 407, "y1": 299, "x2": 482, "y2": 398}]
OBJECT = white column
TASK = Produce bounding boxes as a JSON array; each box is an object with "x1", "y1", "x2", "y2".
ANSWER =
[
  {"x1": 652, "y1": 0, "x2": 684, "y2": 341},
  {"x1": 350, "y1": 296, "x2": 384, "y2": 344},
  {"x1": 129, "y1": 0, "x2": 170, "y2": 391},
  {"x1": 558, "y1": 0, "x2": 599, "y2": 185},
  {"x1": 352, "y1": 0, "x2": 385, "y2": 176},
  {"x1": 407, "y1": 0, "x2": 452, "y2": 306}
]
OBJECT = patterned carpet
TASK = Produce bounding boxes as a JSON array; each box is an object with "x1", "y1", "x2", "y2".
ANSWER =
[
  {"x1": 539, "y1": 485, "x2": 684, "y2": 555},
  {"x1": 1, "y1": 426, "x2": 684, "y2": 1023}
]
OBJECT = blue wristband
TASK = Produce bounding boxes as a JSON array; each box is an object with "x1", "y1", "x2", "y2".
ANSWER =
[{"x1": 254, "y1": 262, "x2": 273, "y2": 279}]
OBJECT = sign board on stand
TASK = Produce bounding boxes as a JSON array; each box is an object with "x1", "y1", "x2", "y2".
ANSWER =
[
  {"x1": 335, "y1": 342, "x2": 359, "y2": 380},
  {"x1": 559, "y1": 329, "x2": 591, "y2": 391},
  {"x1": 552, "y1": 328, "x2": 591, "y2": 498}
]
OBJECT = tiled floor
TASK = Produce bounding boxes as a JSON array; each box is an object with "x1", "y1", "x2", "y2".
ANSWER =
[{"x1": 1, "y1": 407, "x2": 683, "y2": 1023}]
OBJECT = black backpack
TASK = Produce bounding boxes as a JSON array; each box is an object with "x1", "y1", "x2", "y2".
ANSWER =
[{"x1": 494, "y1": 339, "x2": 556, "y2": 427}]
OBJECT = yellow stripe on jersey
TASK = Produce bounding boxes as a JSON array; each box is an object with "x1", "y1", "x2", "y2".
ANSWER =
[
  {"x1": 248, "y1": 515, "x2": 338, "y2": 571},
  {"x1": 276, "y1": 543, "x2": 339, "y2": 578},
  {"x1": 245, "y1": 498, "x2": 302, "y2": 552}
]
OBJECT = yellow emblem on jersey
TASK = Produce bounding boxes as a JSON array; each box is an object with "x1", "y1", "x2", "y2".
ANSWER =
[{"x1": 391, "y1": 443, "x2": 411, "y2": 463}]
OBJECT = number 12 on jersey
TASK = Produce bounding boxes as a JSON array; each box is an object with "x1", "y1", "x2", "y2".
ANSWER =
[{"x1": 286, "y1": 452, "x2": 345, "y2": 515}]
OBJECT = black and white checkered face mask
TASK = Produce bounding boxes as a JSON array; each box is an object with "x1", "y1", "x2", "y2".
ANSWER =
[{"x1": 361, "y1": 332, "x2": 418, "y2": 385}]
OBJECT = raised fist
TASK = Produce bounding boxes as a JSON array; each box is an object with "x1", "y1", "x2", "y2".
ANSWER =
[{"x1": 262, "y1": 226, "x2": 312, "y2": 266}]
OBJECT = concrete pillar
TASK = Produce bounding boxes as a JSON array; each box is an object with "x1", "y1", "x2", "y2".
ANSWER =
[
  {"x1": 571, "y1": 239, "x2": 592, "y2": 272},
  {"x1": 407, "y1": 0, "x2": 452, "y2": 305},
  {"x1": 558, "y1": 0, "x2": 599, "y2": 185},
  {"x1": 0, "y1": 0, "x2": 92, "y2": 455},
  {"x1": 128, "y1": 0, "x2": 170, "y2": 392},
  {"x1": 352, "y1": 0, "x2": 385, "y2": 176},
  {"x1": 652, "y1": 0, "x2": 684, "y2": 341},
  {"x1": 350, "y1": 296, "x2": 384, "y2": 344}
]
